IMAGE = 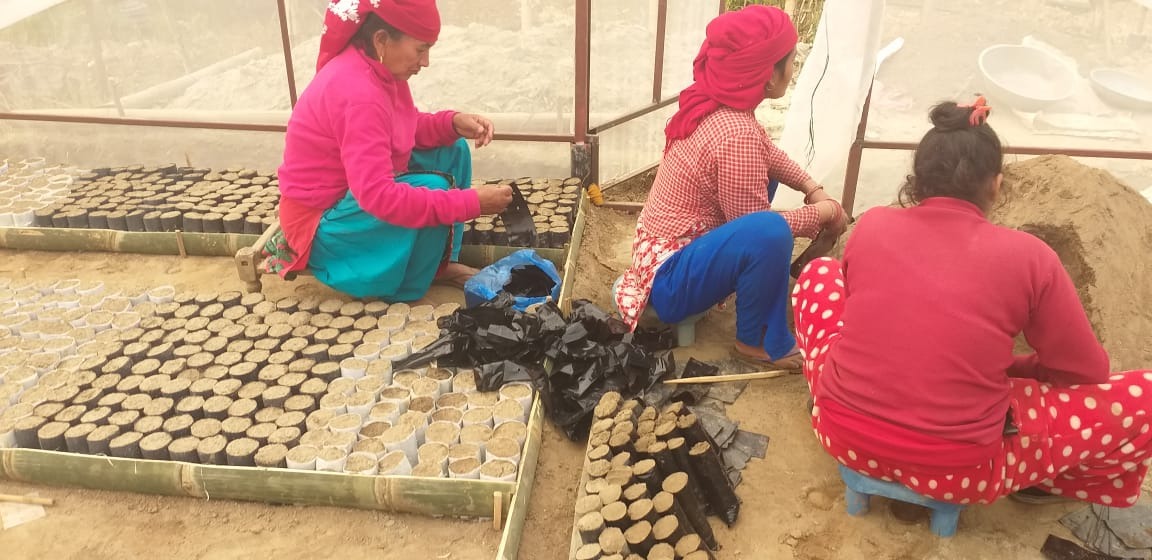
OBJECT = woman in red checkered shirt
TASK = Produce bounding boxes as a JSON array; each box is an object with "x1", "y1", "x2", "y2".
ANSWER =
[{"x1": 614, "y1": 5, "x2": 848, "y2": 369}]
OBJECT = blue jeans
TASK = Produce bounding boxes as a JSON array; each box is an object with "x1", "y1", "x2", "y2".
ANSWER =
[{"x1": 648, "y1": 211, "x2": 796, "y2": 359}]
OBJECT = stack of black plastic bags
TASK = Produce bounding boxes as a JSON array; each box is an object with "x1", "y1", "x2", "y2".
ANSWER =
[{"x1": 394, "y1": 293, "x2": 674, "y2": 440}]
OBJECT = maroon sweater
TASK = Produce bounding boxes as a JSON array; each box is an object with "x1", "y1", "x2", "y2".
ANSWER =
[{"x1": 820, "y1": 197, "x2": 1110, "y2": 466}]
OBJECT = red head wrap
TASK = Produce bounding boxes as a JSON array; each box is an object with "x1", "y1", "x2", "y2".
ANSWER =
[
  {"x1": 316, "y1": 0, "x2": 441, "y2": 71},
  {"x1": 664, "y1": 5, "x2": 798, "y2": 150}
]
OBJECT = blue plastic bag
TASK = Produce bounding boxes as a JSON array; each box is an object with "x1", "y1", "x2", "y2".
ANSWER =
[{"x1": 464, "y1": 249, "x2": 562, "y2": 311}]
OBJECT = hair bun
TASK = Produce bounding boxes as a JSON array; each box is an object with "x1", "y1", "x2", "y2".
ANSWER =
[{"x1": 929, "y1": 102, "x2": 975, "y2": 132}]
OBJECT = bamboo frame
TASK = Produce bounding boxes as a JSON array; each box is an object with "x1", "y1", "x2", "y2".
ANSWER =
[
  {"x1": 495, "y1": 397, "x2": 545, "y2": 559},
  {"x1": 0, "y1": 227, "x2": 258, "y2": 257},
  {"x1": 557, "y1": 195, "x2": 591, "y2": 315},
  {"x1": 0, "y1": 396, "x2": 545, "y2": 525}
]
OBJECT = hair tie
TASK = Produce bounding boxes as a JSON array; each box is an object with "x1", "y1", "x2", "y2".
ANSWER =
[{"x1": 960, "y1": 96, "x2": 992, "y2": 127}]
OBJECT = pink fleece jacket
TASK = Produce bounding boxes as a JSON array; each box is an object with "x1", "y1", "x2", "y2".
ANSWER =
[{"x1": 277, "y1": 46, "x2": 480, "y2": 228}]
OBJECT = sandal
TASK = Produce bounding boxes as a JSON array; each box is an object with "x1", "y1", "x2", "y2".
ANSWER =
[
  {"x1": 790, "y1": 226, "x2": 843, "y2": 279},
  {"x1": 1008, "y1": 487, "x2": 1069, "y2": 505},
  {"x1": 730, "y1": 343, "x2": 804, "y2": 372}
]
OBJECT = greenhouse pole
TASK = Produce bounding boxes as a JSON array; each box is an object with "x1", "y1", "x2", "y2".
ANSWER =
[
  {"x1": 571, "y1": 0, "x2": 598, "y2": 185},
  {"x1": 277, "y1": 0, "x2": 299, "y2": 107}
]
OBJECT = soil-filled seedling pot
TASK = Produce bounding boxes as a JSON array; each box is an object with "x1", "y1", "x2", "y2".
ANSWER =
[
  {"x1": 139, "y1": 432, "x2": 173, "y2": 460},
  {"x1": 245, "y1": 423, "x2": 277, "y2": 445},
  {"x1": 304, "y1": 410, "x2": 335, "y2": 432},
  {"x1": 369, "y1": 449, "x2": 408, "y2": 476},
  {"x1": 358, "y1": 421, "x2": 391, "y2": 441},
  {"x1": 84, "y1": 424, "x2": 120, "y2": 455},
  {"x1": 36, "y1": 421, "x2": 69, "y2": 451},
  {"x1": 108, "y1": 431, "x2": 143, "y2": 458},
  {"x1": 459, "y1": 424, "x2": 492, "y2": 450},
  {"x1": 448, "y1": 456, "x2": 481, "y2": 480},
  {"x1": 492, "y1": 420, "x2": 527, "y2": 447},
  {"x1": 63, "y1": 423, "x2": 97, "y2": 453},
  {"x1": 577, "y1": 511, "x2": 606, "y2": 545},
  {"x1": 286, "y1": 444, "x2": 319, "y2": 470},
  {"x1": 476, "y1": 459, "x2": 517, "y2": 482},
  {"x1": 462, "y1": 407, "x2": 494, "y2": 429},
  {"x1": 408, "y1": 461, "x2": 442, "y2": 478},
  {"x1": 354, "y1": 375, "x2": 387, "y2": 398},
  {"x1": 345, "y1": 391, "x2": 377, "y2": 418},
  {"x1": 379, "y1": 424, "x2": 419, "y2": 464},
  {"x1": 499, "y1": 383, "x2": 534, "y2": 413},
  {"x1": 163, "y1": 414, "x2": 195, "y2": 439},
  {"x1": 342, "y1": 451, "x2": 379, "y2": 475},
  {"x1": 268, "y1": 426, "x2": 301, "y2": 448},
  {"x1": 134, "y1": 415, "x2": 165, "y2": 435},
  {"x1": 196, "y1": 434, "x2": 229, "y2": 464},
  {"x1": 329, "y1": 412, "x2": 363, "y2": 435},
  {"x1": 424, "y1": 421, "x2": 460, "y2": 446},
  {"x1": 367, "y1": 402, "x2": 401, "y2": 425},
  {"x1": 221, "y1": 417, "x2": 254, "y2": 440},
  {"x1": 224, "y1": 438, "x2": 259, "y2": 466},
  {"x1": 467, "y1": 392, "x2": 499, "y2": 410},
  {"x1": 493, "y1": 399, "x2": 528, "y2": 426},
  {"x1": 318, "y1": 392, "x2": 348, "y2": 415},
  {"x1": 190, "y1": 418, "x2": 223, "y2": 440},
  {"x1": 315, "y1": 446, "x2": 348, "y2": 472},
  {"x1": 447, "y1": 441, "x2": 482, "y2": 466},
  {"x1": 253, "y1": 443, "x2": 289, "y2": 468},
  {"x1": 377, "y1": 387, "x2": 411, "y2": 414},
  {"x1": 261, "y1": 385, "x2": 290, "y2": 409}
]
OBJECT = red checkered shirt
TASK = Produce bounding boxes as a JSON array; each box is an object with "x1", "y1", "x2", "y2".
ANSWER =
[{"x1": 616, "y1": 107, "x2": 822, "y2": 329}]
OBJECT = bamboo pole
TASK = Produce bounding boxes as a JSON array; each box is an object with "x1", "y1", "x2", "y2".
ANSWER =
[
  {"x1": 663, "y1": 370, "x2": 788, "y2": 385},
  {"x1": 0, "y1": 227, "x2": 258, "y2": 257},
  {"x1": 559, "y1": 195, "x2": 590, "y2": 315},
  {"x1": 0, "y1": 448, "x2": 515, "y2": 517},
  {"x1": 496, "y1": 395, "x2": 545, "y2": 559},
  {"x1": 0, "y1": 493, "x2": 54, "y2": 506}
]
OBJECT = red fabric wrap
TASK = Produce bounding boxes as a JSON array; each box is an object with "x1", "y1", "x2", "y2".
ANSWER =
[
  {"x1": 664, "y1": 5, "x2": 798, "y2": 150},
  {"x1": 317, "y1": 0, "x2": 441, "y2": 71}
]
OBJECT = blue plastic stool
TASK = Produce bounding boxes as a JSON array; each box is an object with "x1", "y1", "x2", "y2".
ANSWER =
[
  {"x1": 838, "y1": 465, "x2": 965, "y2": 537},
  {"x1": 611, "y1": 276, "x2": 705, "y2": 347}
]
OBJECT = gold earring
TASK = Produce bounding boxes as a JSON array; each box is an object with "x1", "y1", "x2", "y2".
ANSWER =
[{"x1": 378, "y1": 54, "x2": 385, "y2": 64}]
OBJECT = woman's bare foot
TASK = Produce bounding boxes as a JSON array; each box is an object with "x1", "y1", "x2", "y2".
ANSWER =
[
  {"x1": 732, "y1": 341, "x2": 804, "y2": 371},
  {"x1": 433, "y1": 262, "x2": 479, "y2": 289}
]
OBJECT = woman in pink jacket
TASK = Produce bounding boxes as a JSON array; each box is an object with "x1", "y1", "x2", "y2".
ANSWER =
[{"x1": 266, "y1": 0, "x2": 512, "y2": 300}]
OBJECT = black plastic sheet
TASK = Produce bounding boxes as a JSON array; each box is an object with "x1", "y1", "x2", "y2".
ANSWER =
[
  {"x1": 500, "y1": 184, "x2": 538, "y2": 247},
  {"x1": 407, "y1": 293, "x2": 674, "y2": 441},
  {"x1": 503, "y1": 265, "x2": 556, "y2": 298}
]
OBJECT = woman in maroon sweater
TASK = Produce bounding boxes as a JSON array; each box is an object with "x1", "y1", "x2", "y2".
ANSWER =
[{"x1": 793, "y1": 99, "x2": 1151, "y2": 507}]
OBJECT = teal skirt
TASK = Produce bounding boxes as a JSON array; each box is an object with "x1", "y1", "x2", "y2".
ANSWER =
[{"x1": 308, "y1": 138, "x2": 472, "y2": 301}]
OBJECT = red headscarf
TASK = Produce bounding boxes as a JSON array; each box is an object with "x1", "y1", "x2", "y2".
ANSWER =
[
  {"x1": 664, "y1": 5, "x2": 797, "y2": 150},
  {"x1": 316, "y1": 0, "x2": 441, "y2": 71}
]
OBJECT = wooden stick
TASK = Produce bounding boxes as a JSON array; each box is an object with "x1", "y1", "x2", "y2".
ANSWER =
[
  {"x1": 663, "y1": 370, "x2": 788, "y2": 385},
  {"x1": 174, "y1": 229, "x2": 187, "y2": 258},
  {"x1": 493, "y1": 490, "x2": 503, "y2": 530},
  {"x1": 0, "y1": 493, "x2": 54, "y2": 506}
]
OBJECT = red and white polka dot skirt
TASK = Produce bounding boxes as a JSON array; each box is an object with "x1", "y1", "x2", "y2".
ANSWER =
[{"x1": 793, "y1": 257, "x2": 1152, "y2": 506}]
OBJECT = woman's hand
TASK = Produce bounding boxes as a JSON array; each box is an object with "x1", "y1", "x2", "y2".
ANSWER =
[
  {"x1": 453, "y1": 113, "x2": 495, "y2": 148},
  {"x1": 476, "y1": 184, "x2": 513, "y2": 215},
  {"x1": 815, "y1": 199, "x2": 849, "y2": 233}
]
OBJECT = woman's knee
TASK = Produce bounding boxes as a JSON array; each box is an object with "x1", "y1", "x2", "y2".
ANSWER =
[
  {"x1": 732, "y1": 211, "x2": 793, "y2": 256},
  {"x1": 406, "y1": 172, "x2": 452, "y2": 192}
]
